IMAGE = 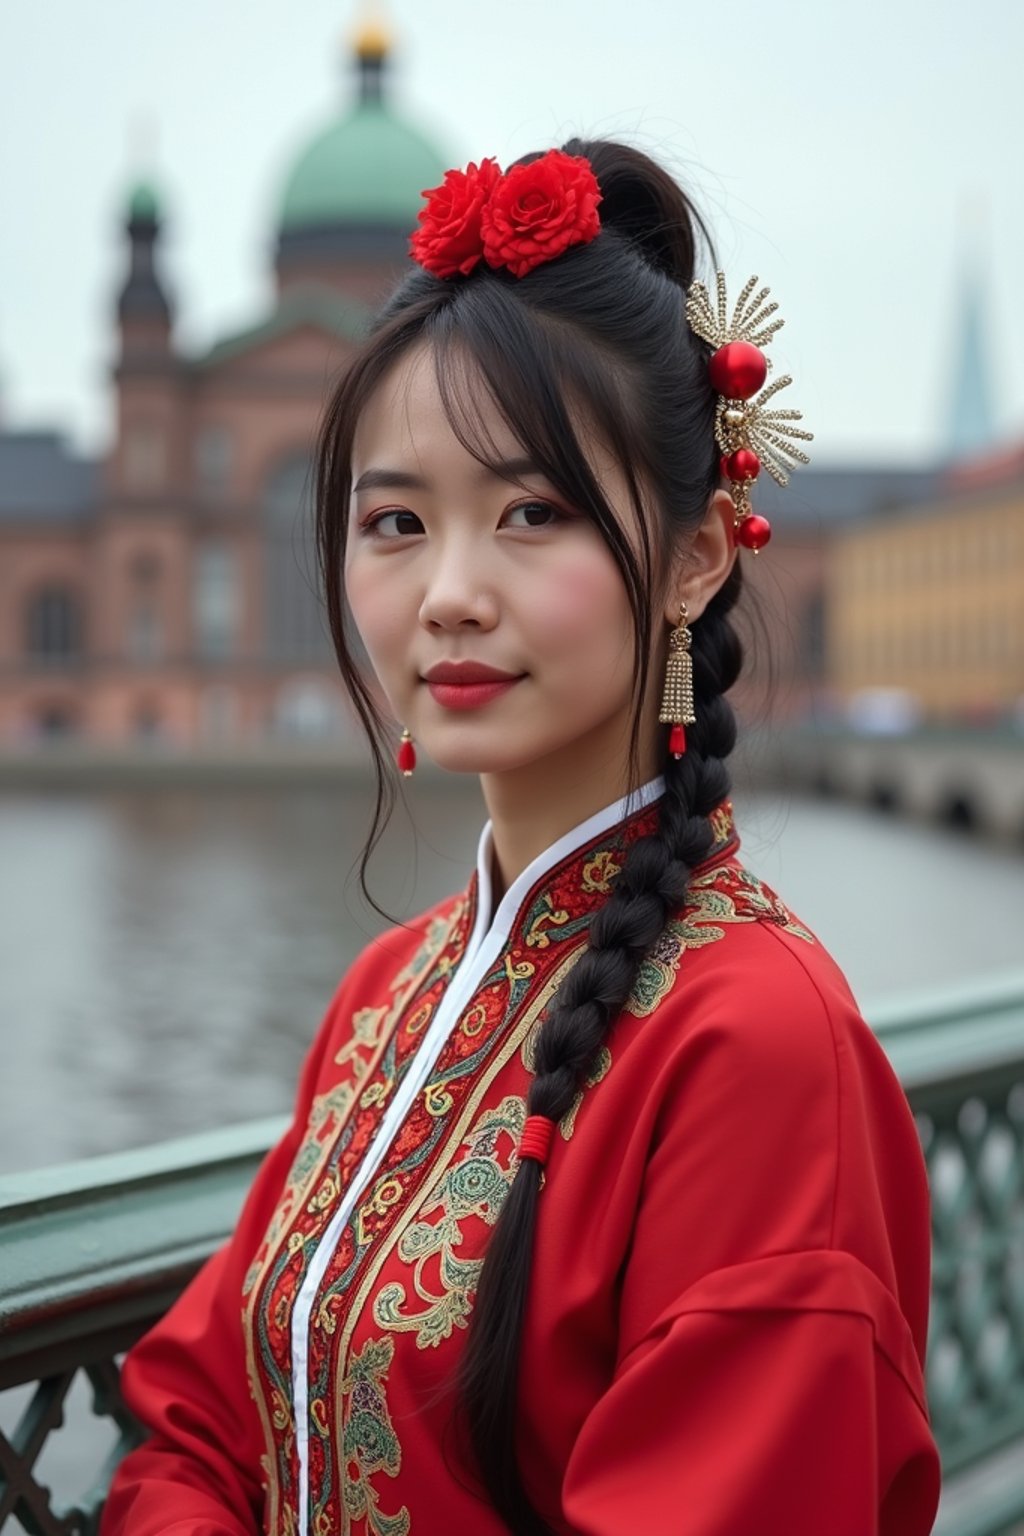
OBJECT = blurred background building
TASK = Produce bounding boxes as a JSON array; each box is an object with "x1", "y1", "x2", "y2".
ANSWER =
[
  {"x1": 0, "y1": 20, "x2": 447, "y2": 750},
  {"x1": 0, "y1": 16, "x2": 1018, "y2": 750},
  {"x1": 826, "y1": 447, "x2": 1024, "y2": 725}
]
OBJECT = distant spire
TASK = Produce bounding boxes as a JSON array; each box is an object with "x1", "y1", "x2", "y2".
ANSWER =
[
  {"x1": 117, "y1": 176, "x2": 172, "y2": 326},
  {"x1": 945, "y1": 192, "x2": 997, "y2": 463},
  {"x1": 349, "y1": 2, "x2": 392, "y2": 105}
]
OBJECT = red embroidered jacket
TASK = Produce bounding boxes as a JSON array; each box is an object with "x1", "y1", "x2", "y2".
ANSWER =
[{"x1": 101, "y1": 784, "x2": 941, "y2": 1536}]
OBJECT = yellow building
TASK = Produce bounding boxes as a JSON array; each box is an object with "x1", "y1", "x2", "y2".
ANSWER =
[{"x1": 825, "y1": 447, "x2": 1024, "y2": 723}]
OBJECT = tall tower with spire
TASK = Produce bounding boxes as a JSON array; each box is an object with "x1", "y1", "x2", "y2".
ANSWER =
[
  {"x1": 945, "y1": 199, "x2": 998, "y2": 463},
  {"x1": 116, "y1": 181, "x2": 174, "y2": 366}
]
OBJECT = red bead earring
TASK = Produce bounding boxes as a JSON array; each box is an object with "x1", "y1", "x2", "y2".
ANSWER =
[{"x1": 397, "y1": 727, "x2": 416, "y2": 777}]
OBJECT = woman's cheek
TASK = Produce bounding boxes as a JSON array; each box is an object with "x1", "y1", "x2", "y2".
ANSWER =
[{"x1": 526, "y1": 545, "x2": 631, "y2": 654}]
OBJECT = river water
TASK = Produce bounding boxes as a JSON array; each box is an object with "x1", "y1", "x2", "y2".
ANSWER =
[{"x1": 1, "y1": 776, "x2": 1022, "y2": 1176}]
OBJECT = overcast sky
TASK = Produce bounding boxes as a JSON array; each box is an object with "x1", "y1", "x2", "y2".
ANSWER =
[{"x1": 1, "y1": 0, "x2": 1020, "y2": 466}]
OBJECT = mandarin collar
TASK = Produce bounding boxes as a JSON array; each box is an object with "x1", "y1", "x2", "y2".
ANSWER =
[{"x1": 463, "y1": 779, "x2": 739, "y2": 948}]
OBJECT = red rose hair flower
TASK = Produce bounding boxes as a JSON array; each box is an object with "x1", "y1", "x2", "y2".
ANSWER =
[
  {"x1": 408, "y1": 148, "x2": 603, "y2": 280},
  {"x1": 409, "y1": 157, "x2": 503, "y2": 278},
  {"x1": 481, "y1": 149, "x2": 602, "y2": 278}
]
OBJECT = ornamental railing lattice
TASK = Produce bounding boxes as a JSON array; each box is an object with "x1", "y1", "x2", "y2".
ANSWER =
[{"x1": 1, "y1": 979, "x2": 1023, "y2": 1536}]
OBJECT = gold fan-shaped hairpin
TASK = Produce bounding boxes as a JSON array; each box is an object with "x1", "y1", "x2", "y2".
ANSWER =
[{"x1": 685, "y1": 272, "x2": 814, "y2": 550}]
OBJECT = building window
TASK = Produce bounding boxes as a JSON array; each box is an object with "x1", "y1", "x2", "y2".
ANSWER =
[
  {"x1": 263, "y1": 454, "x2": 334, "y2": 664},
  {"x1": 800, "y1": 591, "x2": 826, "y2": 681},
  {"x1": 132, "y1": 699, "x2": 163, "y2": 739},
  {"x1": 195, "y1": 426, "x2": 233, "y2": 497},
  {"x1": 194, "y1": 542, "x2": 238, "y2": 659},
  {"x1": 199, "y1": 684, "x2": 240, "y2": 741},
  {"x1": 127, "y1": 604, "x2": 163, "y2": 661},
  {"x1": 131, "y1": 550, "x2": 161, "y2": 585},
  {"x1": 25, "y1": 586, "x2": 83, "y2": 660},
  {"x1": 123, "y1": 425, "x2": 165, "y2": 490},
  {"x1": 273, "y1": 678, "x2": 344, "y2": 740}
]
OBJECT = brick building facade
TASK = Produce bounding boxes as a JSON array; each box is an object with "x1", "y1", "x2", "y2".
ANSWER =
[{"x1": 0, "y1": 24, "x2": 447, "y2": 749}]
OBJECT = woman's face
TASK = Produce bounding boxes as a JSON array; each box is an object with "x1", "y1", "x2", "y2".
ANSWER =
[{"x1": 344, "y1": 340, "x2": 668, "y2": 784}]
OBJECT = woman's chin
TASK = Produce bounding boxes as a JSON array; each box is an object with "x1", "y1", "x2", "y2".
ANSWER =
[{"x1": 414, "y1": 736, "x2": 542, "y2": 777}]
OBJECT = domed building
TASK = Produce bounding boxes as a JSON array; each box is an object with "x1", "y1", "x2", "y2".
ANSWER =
[{"x1": 0, "y1": 19, "x2": 450, "y2": 749}]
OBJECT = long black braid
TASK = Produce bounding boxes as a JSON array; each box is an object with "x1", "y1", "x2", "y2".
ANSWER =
[{"x1": 452, "y1": 565, "x2": 744, "y2": 1534}]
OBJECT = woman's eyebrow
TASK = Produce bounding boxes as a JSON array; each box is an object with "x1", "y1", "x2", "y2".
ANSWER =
[{"x1": 352, "y1": 456, "x2": 544, "y2": 494}]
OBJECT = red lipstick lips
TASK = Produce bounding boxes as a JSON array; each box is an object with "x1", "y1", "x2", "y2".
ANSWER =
[{"x1": 423, "y1": 660, "x2": 525, "y2": 711}]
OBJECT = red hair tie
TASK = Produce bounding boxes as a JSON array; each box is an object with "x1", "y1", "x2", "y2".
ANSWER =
[{"x1": 518, "y1": 1114, "x2": 556, "y2": 1168}]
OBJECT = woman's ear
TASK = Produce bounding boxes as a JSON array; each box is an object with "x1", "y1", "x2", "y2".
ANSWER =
[{"x1": 663, "y1": 488, "x2": 737, "y2": 626}]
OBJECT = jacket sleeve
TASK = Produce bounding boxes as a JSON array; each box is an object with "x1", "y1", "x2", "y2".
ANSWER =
[
  {"x1": 100, "y1": 976, "x2": 347, "y2": 1536},
  {"x1": 560, "y1": 926, "x2": 942, "y2": 1536},
  {"x1": 561, "y1": 1250, "x2": 940, "y2": 1536}
]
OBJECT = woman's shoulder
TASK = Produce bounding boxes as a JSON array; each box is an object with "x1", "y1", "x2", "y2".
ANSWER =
[
  {"x1": 616, "y1": 854, "x2": 931, "y2": 1350},
  {"x1": 628, "y1": 852, "x2": 856, "y2": 1031},
  {"x1": 330, "y1": 884, "x2": 472, "y2": 1010},
  {"x1": 357, "y1": 885, "x2": 470, "y2": 972},
  {"x1": 622, "y1": 853, "x2": 922, "y2": 1187}
]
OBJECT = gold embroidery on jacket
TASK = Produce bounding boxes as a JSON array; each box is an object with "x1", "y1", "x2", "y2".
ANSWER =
[
  {"x1": 524, "y1": 894, "x2": 571, "y2": 948},
  {"x1": 582, "y1": 848, "x2": 622, "y2": 892},
  {"x1": 331, "y1": 943, "x2": 594, "y2": 1531},
  {"x1": 241, "y1": 897, "x2": 468, "y2": 1535}
]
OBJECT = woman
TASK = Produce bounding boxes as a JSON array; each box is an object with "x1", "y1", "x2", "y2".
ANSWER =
[{"x1": 102, "y1": 138, "x2": 941, "y2": 1535}]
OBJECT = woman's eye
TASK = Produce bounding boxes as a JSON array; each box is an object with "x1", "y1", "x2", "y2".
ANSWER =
[
  {"x1": 364, "y1": 510, "x2": 424, "y2": 538},
  {"x1": 503, "y1": 501, "x2": 559, "y2": 528}
]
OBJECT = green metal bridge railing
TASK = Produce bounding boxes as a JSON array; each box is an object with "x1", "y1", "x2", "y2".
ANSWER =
[{"x1": 1, "y1": 971, "x2": 1023, "y2": 1535}]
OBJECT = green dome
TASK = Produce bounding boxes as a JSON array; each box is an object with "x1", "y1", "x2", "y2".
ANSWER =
[
  {"x1": 127, "y1": 179, "x2": 160, "y2": 223},
  {"x1": 279, "y1": 99, "x2": 447, "y2": 230}
]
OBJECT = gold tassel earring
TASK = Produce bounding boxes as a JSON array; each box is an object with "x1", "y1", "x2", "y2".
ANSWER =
[{"x1": 658, "y1": 602, "x2": 696, "y2": 759}]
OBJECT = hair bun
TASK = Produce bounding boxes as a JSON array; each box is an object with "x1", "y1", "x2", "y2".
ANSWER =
[{"x1": 555, "y1": 137, "x2": 715, "y2": 290}]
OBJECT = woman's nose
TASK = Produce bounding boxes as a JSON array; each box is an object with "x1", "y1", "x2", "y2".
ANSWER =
[{"x1": 418, "y1": 544, "x2": 499, "y2": 630}]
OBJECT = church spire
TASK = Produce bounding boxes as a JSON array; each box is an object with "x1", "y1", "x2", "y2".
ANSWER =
[
  {"x1": 945, "y1": 194, "x2": 997, "y2": 463},
  {"x1": 116, "y1": 179, "x2": 173, "y2": 338},
  {"x1": 349, "y1": 3, "x2": 392, "y2": 106}
]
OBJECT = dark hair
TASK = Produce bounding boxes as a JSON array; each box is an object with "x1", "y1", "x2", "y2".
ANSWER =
[{"x1": 315, "y1": 136, "x2": 747, "y2": 1534}]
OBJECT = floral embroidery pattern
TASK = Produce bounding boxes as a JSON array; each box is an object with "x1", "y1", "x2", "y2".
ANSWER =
[
  {"x1": 627, "y1": 860, "x2": 815, "y2": 1018},
  {"x1": 372, "y1": 1096, "x2": 525, "y2": 1348},
  {"x1": 339, "y1": 1336, "x2": 410, "y2": 1536}
]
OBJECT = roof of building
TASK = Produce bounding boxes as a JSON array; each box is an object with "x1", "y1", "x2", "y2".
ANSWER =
[
  {"x1": 943, "y1": 438, "x2": 1024, "y2": 494},
  {"x1": 754, "y1": 463, "x2": 944, "y2": 529},
  {"x1": 0, "y1": 429, "x2": 99, "y2": 522},
  {"x1": 194, "y1": 283, "x2": 371, "y2": 369},
  {"x1": 277, "y1": 25, "x2": 448, "y2": 232}
]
